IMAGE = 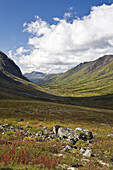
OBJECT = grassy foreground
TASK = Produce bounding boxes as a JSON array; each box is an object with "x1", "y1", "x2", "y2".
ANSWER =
[{"x1": 0, "y1": 100, "x2": 113, "y2": 169}]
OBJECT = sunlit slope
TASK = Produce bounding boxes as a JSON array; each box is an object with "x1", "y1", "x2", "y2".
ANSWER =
[{"x1": 41, "y1": 55, "x2": 113, "y2": 97}]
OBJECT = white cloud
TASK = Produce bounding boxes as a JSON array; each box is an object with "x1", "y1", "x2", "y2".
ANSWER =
[
  {"x1": 16, "y1": 47, "x2": 29, "y2": 55},
  {"x1": 9, "y1": 4, "x2": 113, "y2": 74},
  {"x1": 64, "y1": 12, "x2": 72, "y2": 19}
]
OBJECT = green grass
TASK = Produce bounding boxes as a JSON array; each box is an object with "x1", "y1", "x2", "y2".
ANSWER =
[
  {"x1": 41, "y1": 61, "x2": 113, "y2": 98},
  {"x1": 0, "y1": 100, "x2": 113, "y2": 169}
]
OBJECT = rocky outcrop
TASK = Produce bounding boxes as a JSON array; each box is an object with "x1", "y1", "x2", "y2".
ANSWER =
[
  {"x1": 53, "y1": 125, "x2": 93, "y2": 142},
  {"x1": 0, "y1": 123, "x2": 94, "y2": 159}
]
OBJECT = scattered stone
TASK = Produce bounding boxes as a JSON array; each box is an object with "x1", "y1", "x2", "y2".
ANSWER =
[
  {"x1": 61, "y1": 145, "x2": 73, "y2": 152},
  {"x1": 67, "y1": 167, "x2": 75, "y2": 170},
  {"x1": 83, "y1": 147, "x2": 92, "y2": 157},
  {"x1": 10, "y1": 126, "x2": 14, "y2": 130},
  {"x1": 107, "y1": 134, "x2": 113, "y2": 137},
  {"x1": 2, "y1": 124, "x2": 9, "y2": 128},
  {"x1": 79, "y1": 147, "x2": 86, "y2": 154},
  {"x1": 54, "y1": 153, "x2": 64, "y2": 157},
  {"x1": 98, "y1": 160, "x2": 109, "y2": 167}
]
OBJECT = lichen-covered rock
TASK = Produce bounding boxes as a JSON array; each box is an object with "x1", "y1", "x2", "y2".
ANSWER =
[
  {"x1": 53, "y1": 125, "x2": 93, "y2": 142},
  {"x1": 75, "y1": 128, "x2": 93, "y2": 140}
]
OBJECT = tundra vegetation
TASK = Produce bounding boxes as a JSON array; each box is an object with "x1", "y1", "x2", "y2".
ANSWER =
[{"x1": 0, "y1": 100, "x2": 113, "y2": 169}]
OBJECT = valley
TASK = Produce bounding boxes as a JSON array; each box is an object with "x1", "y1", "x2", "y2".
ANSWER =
[
  {"x1": 33, "y1": 55, "x2": 113, "y2": 98},
  {"x1": 0, "y1": 52, "x2": 113, "y2": 169}
]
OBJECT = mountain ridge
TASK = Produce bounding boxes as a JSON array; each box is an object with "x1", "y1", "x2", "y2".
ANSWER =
[{"x1": 38, "y1": 55, "x2": 113, "y2": 97}]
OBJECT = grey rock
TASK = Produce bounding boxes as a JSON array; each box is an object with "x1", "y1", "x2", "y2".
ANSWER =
[
  {"x1": 2, "y1": 124, "x2": 9, "y2": 128},
  {"x1": 61, "y1": 145, "x2": 73, "y2": 152},
  {"x1": 79, "y1": 147, "x2": 86, "y2": 154},
  {"x1": 57, "y1": 127, "x2": 75, "y2": 139},
  {"x1": 10, "y1": 126, "x2": 14, "y2": 130},
  {"x1": 75, "y1": 127, "x2": 93, "y2": 140},
  {"x1": 67, "y1": 167, "x2": 75, "y2": 170},
  {"x1": 0, "y1": 125, "x2": 3, "y2": 130},
  {"x1": 107, "y1": 134, "x2": 113, "y2": 137},
  {"x1": 53, "y1": 125, "x2": 93, "y2": 142},
  {"x1": 53, "y1": 125, "x2": 61, "y2": 134},
  {"x1": 83, "y1": 147, "x2": 92, "y2": 157}
]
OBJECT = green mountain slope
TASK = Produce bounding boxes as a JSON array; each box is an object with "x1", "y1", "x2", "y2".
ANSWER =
[
  {"x1": 40, "y1": 55, "x2": 113, "y2": 97},
  {"x1": 37, "y1": 73, "x2": 62, "y2": 86}
]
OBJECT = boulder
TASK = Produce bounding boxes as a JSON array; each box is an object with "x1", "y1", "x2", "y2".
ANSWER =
[
  {"x1": 75, "y1": 128, "x2": 93, "y2": 140},
  {"x1": 53, "y1": 125, "x2": 93, "y2": 141}
]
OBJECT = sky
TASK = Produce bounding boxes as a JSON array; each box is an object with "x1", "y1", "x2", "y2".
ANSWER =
[{"x1": 1, "y1": 0, "x2": 113, "y2": 73}]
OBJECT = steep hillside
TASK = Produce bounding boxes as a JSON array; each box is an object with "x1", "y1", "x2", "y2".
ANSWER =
[
  {"x1": 0, "y1": 51, "x2": 28, "y2": 81},
  {"x1": 40, "y1": 55, "x2": 113, "y2": 97},
  {"x1": 0, "y1": 51, "x2": 57, "y2": 100}
]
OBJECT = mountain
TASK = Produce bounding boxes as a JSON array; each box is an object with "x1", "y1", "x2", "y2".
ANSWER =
[
  {"x1": 24, "y1": 71, "x2": 47, "y2": 83},
  {"x1": 0, "y1": 51, "x2": 28, "y2": 81},
  {"x1": 0, "y1": 51, "x2": 57, "y2": 100},
  {"x1": 37, "y1": 73, "x2": 62, "y2": 86},
  {"x1": 39, "y1": 55, "x2": 113, "y2": 97}
]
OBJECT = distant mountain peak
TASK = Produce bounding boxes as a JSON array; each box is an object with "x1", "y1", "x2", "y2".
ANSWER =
[{"x1": 24, "y1": 71, "x2": 47, "y2": 83}]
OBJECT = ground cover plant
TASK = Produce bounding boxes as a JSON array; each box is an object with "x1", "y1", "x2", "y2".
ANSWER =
[{"x1": 0, "y1": 100, "x2": 113, "y2": 169}]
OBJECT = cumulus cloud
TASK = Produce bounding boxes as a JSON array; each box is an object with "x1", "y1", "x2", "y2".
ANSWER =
[
  {"x1": 16, "y1": 47, "x2": 29, "y2": 55},
  {"x1": 9, "y1": 4, "x2": 113, "y2": 73}
]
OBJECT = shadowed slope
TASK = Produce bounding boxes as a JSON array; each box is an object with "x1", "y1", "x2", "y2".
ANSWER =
[{"x1": 0, "y1": 51, "x2": 58, "y2": 100}]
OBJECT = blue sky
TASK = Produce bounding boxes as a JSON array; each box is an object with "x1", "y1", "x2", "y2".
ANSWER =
[{"x1": 1, "y1": 0, "x2": 113, "y2": 73}]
